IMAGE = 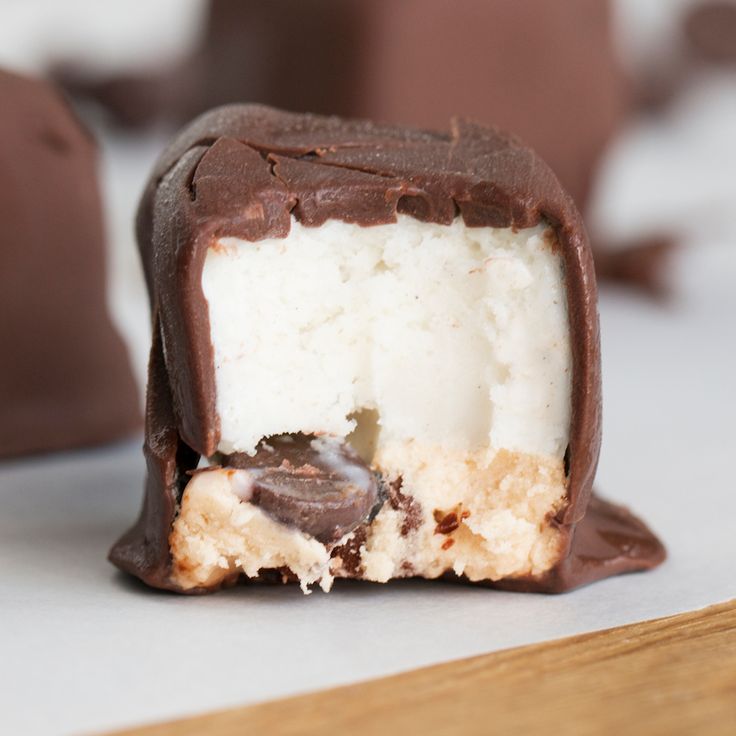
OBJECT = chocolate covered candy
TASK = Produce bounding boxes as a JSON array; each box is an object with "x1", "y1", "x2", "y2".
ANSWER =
[
  {"x1": 110, "y1": 105, "x2": 664, "y2": 594},
  {"x1": 0, "y1": 68, "x2": 139, "y2": 458}
]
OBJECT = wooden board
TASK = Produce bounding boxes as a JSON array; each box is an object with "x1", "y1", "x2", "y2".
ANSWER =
[{"x1": 110, "y1": 600, "x2": 736, "y2": 736}]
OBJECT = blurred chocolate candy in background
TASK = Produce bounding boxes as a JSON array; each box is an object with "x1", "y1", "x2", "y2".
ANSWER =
[{"x1": 0, "y1": 68, "x2": 139, "y2": 457}]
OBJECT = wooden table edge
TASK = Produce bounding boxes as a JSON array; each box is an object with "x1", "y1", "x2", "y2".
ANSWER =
[{"x1": 106, "y1": 599, "x2": 736, "y2": 736}]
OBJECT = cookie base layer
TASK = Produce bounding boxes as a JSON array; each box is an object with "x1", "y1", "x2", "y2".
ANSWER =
[{"x1": 169, "y1": 444, "x2": 566, "y2": 592}]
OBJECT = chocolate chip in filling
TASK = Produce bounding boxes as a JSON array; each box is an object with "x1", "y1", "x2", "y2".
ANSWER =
[{"x1": 223, "y1": 434, "x2": 382, "y2": 543}]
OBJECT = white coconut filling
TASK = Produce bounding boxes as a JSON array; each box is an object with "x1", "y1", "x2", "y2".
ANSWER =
[
  {"x1": 170, "y1": 215, "x2": 572, "y2": 591},
  {"x1": 203, "y1": 216, "x2": 570, "y2": 457}
]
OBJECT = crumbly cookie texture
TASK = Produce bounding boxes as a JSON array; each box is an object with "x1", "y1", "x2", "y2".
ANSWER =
[
  {"x1": 170, "y1": 469, "x2": 336, "y2": 593},
  {"x1": 170, "y1": 445, "x2": 566, "y2": 592},
  {"x1": 354, "y1": 444, "x2": 566, "y2": 584}
]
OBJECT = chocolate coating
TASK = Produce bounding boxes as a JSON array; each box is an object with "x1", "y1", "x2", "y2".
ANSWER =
[
  {"x1": 110, "y1": 104, "x2": 664, "y2": 593},
  {"x1": 110, "y1": 322, "x2": 199, "y2": 590},
  {"x1": 59, "y1": 1, "x2": 670, "y2": 296},
  {"x1": 224, "y1": 436, "x2": 380, "y2": 543},
  {"x1": 686, "y1": 1, "x2": 736, "y2": 65},
  {"x1": 65, "y1": 0, "x2": 625, "y2": 215},
  {"x1": 0, "y1": 68, "x2": 139, "y2": 458}
]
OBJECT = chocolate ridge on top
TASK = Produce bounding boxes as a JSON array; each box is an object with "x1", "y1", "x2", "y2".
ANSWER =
[{"x1": 112, "y1": 104, "x2": 664, "y2": 593}]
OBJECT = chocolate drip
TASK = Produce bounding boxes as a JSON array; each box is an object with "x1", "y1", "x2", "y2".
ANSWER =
[{"x1": 109, "y1": 321, "x2": 200, "y2": 592}]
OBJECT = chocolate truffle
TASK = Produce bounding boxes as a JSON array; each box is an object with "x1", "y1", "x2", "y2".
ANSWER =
[
  {"x1": 0, "y1": 69, "x2": 140, "y2": 458},
  {"x1": 110, "y1": 105, "x2": 664, "y2": 594}
]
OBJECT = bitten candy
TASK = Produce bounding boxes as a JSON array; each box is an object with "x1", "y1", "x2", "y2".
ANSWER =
[{"x1": 111, "y1": 105, "x2": 664, "y2": 594}]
